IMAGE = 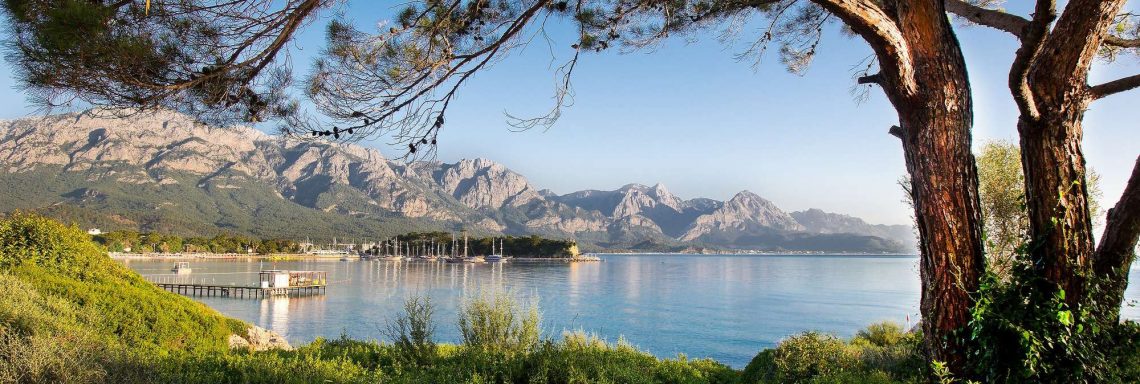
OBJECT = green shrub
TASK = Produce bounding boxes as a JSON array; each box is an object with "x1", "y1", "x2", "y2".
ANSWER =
[
  {"x1": 968, "y1": 261, "x2": 1124, "y2": 384},
  {"x1": 740, "y1": 323, "x2": 924, "y2": 384},
  {"x1": 458, "y1": 291, "x2": 541, "y2": 355},
  {"x1": 0, "y1": 328, "x2": 107, "y2": 384},
  {"x1": 384, "y1": 296, "x2": 438, "y2": 366},
  {"x1": 0, "y1": 211, "x2": 106, "y2": 276}
]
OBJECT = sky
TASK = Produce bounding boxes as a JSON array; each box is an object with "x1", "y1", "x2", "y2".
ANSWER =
[{"x1": 0, "y1": 2, "x2": 1137, "y2": 226}]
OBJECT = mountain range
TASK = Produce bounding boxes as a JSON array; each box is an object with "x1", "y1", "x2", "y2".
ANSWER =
[{"x1": 0, "y1": 110, "x2": 916, "y2": 252}]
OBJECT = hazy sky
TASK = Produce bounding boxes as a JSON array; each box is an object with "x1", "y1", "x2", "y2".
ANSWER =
[{"x1": 0, "y1": 2, "x2": 1137, "y2": 226}]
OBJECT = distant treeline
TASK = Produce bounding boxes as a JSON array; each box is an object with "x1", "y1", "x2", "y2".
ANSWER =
[
  {"x1": 91, "y1": 230, "x2": 578, "y2": 257},
  {"x1": 376, "y1": 232, "x2": 579, "y2": 258},
  {"x1": 93, "y1": 230, "x2": 300, "y2": 254}
]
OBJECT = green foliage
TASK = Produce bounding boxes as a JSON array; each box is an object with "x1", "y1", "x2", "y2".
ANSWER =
[
  {"x1": 384, "y1": 296, "x2": 438, "y2": 366},
  {"x1": 0, "y1": 213, "x2": 246, "y2": 355},
  {"x1": 976, "y1": 140, "x2": 1028, "y2": 280},
  {"x1": 973, "y1": 140, "x2": 1106, "y2": 281},
  {"x1": 739, "y1": 322, "x2": 925, "y2": 384},
  {"x1": 0, "y1": 328, "x2": 107, "y2": 384},
  {"x1": 0, "y1": 211, "x2": 106, "y2": 275},
  {"x1": 458, "y1": 291, "x2": 541, "y2": 355},
  {"x1": 968, "y1": 262, "x2": 1139, "y2": 384}
]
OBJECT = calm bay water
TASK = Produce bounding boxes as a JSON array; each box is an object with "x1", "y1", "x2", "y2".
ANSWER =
[{"x1": 124, "y1": 254, "x2": 1140, "y2": 368}]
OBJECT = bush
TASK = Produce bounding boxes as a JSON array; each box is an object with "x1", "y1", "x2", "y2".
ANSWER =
[
  {"x1": 968, "y1": 261, "x2": 1129, "y2": 384},
  {"x1": 0, "y1": 328, "x2": 107, "y2": 384},
  {"x1": 458, "y1": 291, "x2": 541, "y2": 355},
  {"x1": 384, "y1": 296, "x2": 438, "y2": 366},
  {"x1": 740, "y1": 322, "x2": 924, "y2": 384},
  {"x1": 0, "y1": 211, "x2": 106, "y2": 276}
]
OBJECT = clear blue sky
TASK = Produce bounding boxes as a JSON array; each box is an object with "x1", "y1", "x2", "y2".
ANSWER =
[{"x1": 0, "y1": 2, "x2": 1136, "y2": 226}]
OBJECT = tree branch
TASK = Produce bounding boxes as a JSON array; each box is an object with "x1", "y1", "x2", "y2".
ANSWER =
[
  {"x1": 1028, "y1": 0, "x2": 1128, "y2": 107},
  {"x1": 888, "y1": 125, "x2": 904, "y2": 139},
  {"x1": 857, "y1": 72, "x2": 882, "y2": 85},
  {"x1": 1089, "y1": 73, "x2": 1140, "y2": 100},
  {"x1": 813, "y1": 0, "x2": 916, "y2": 99},
  {"x1": 1104, "y1": 35, "x2": 1140, "y2": 48},
  {"x1": 944, "y1": 0, "x2": 1028, "y2": 37},
  {"x1": 1009, "y1": 0, "x2": 1056, "y2": 121},
  {"x1": 943, "y1": 1, "x2": 1140, "y2": 50}
]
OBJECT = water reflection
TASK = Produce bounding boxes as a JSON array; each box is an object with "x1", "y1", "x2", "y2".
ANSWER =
[{"x1": 126, "y1": 255, "x2": 1140, "y2": 368}]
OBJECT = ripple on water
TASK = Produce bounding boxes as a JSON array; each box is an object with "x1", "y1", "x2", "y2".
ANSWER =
[{"x1": 124, "y1": 254, "x2": 1135, "y2": 368}]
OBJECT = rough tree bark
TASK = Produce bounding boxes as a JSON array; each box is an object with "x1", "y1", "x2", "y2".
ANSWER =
[
  {"x1": 1016, "y1": 0, "x2": 1128, "y2": 309},
  {"x1": 893, "y1": 48, "x2": 983, "y2": 381},
  {"x1": 1016, "y1": 107, "x2": 1096, "y2": 304},
  {"x1": 824, "y1": 0, "x2": 985, "y2": 373},
  {"x1": 1093, "y1": 157, "x2": 1140, "y2": 323},
  {"x1": 893, "y1": 2, "x2": 984, "y2": 373},
  {"x1": 946, "y1": 0, "x2": 1140, "y2": 325}
]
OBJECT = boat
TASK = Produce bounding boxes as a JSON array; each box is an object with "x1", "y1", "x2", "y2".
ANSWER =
[
  {"x1": 484, "y1": 238, "x2": 506, "y2": 263},
  {"x1": 172, "y1": 261, "x2": 192, "y2": 274}
]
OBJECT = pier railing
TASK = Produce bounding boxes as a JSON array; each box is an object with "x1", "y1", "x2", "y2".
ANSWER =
[{"x1": 145, "y1": 275, "x2": 326, "y2": 299}]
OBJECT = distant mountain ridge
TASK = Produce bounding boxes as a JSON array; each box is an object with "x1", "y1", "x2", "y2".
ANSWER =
[{"x1": 0, "y1": 110, "x2": 915, "y2": 252}]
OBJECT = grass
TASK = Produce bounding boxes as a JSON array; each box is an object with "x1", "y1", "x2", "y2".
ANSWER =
[{"x1": 0, "y1": 213, "x2": 246, "y2": 354}]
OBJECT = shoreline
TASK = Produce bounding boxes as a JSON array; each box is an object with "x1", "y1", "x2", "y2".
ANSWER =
[
  {"x1": 108, "y1": 251, "x2": 916, "y2": 262},
  {"x1": 109, "y1": 252, "x2": 600, "y2": 262}
]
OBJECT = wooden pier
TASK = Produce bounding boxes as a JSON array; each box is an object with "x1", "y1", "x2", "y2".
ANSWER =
[
  {"x1": 155, "y1": 283, "x2": 325, "y2": 298},
  {"x1": 153, "y1": 269, "x2": 328, "y2": 299}
]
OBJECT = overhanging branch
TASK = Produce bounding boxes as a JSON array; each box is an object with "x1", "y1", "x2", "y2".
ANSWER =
[
  {"x1": 944, "y1": 1, "x2": 1139, "y2": 50},
  {"x1": 945, "y1": 0, "x2": 1028, "y2": 37},
  {"x1": 814, "y1": 0, "x2": 916, "y2": 97},
  {"x1": 1089, "y1": 73, "x2": 1140, "y2": 100}
]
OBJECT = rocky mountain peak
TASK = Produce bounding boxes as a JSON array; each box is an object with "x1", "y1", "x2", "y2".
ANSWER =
[
  {"x1": 435, "y1": 157, "x2": 539, "y2": 210},
  {"x1": 679, "y1": 190, "x2": 804, "y2": 241},
  {"x1": 0, "y1": 110, "x2": 914, "y2": 252}
]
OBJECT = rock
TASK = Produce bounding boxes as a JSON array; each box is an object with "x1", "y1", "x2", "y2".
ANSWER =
[
  {"x1": 229, "y1": 325, "x2": 292, "y2": 351},
  {"x1": 436, "y1": 158, "x2": 541, "y2": 209}
]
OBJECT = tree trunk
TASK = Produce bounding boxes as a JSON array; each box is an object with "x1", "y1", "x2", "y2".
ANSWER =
[
  {"x1": 896, "y1": 104, "x2": 984, "y2": 374},
  {"x1": 1093, "y1": 157, "x2": 1140, "y2": 323},
  {"x1": 891, "y1": 2, "x2": 985, "y2": 372},
  {"x1": 1018, "y1": 0, "x2": 1128, "y2": 312},
  {"x1": 817, "y1": 0, "x2": 984, "y2": 375},
  {"x1": 1017, "y1": 106, "x2": 1096, "y2": 308}
]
